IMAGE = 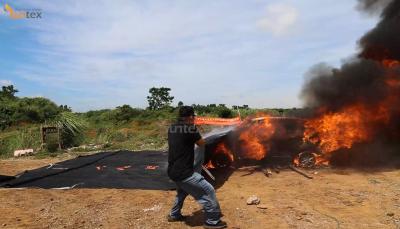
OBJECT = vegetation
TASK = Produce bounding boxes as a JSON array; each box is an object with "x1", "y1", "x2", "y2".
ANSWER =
[
  {"x1": 0, "y1": 85, "x2": 301, "y2": 158},
  {"x1": 147, "y1": 87, "x2": 174, "y2": 110}
]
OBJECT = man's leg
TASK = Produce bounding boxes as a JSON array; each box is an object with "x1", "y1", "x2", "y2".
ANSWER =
[
  {"x1": 169, "y1": 187, "x2": 188, "y2": 219},
  {"x1": 178, "y1": 173, "x2": 222, "y2": 225}
]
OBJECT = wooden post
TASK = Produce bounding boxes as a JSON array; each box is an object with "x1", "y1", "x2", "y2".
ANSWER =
[
  {"x1": 57, "y1": 127, "x2": 62, "y2": 150},
  {"x1": 40, "y1": 125, "x2": 44, "y2": 149}
]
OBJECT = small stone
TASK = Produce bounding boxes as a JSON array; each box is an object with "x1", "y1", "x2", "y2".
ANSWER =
[
  {"x1": 40, "y1": 208, "x2": 45, "y2": 211},
  {"x1": 305, "y1": 218, "x2": 313, "y2": 223},
  {"x1": 296, "y1": 216, "x2": 303, "y2": 220},
  {"x1": 387, "y1": 212, "x2": 395, "y2": 217},
  {"x1": 256, "y1": 204, "x2": 268, "y2": 209},
  {"x1": 3, "y1": 223, "x2": 7, "y2": 227},
  {"x1": 246, "y1": 195, "x2": 260, "y2": 205},
  {"x1": 301, "y1": 211, "x2": 308, "y2": 215}
]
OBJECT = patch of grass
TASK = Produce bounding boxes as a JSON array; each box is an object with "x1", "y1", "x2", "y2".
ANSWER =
[
  {"x1": 0, "y1": 127, "x2": 41, "y2": 158},
  {"x1": 34, "y1": 149, "x2": 64, "y2": 159}
]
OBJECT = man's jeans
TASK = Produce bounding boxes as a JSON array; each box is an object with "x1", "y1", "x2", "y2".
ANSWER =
[{"x1": 170, "y1": 172, "x2": 221, "y2": 225}]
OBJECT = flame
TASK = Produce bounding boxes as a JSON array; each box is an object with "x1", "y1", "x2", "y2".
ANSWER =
[
  {"x1": 303, "y1": 59, "x2": 398, "y2": 157},
  {"x1": 195, "y1": 117, "x2": 242, "y2": 126},
  {"x1": 206, "y1": 142, "x2": 234, "y2": 168},
  {"x1": 293, "y1": 156, "x2": 299, "y2": 166},
  {"x1": 382, "y1": 59, "x2": 400, "y2": 68},
  {"x1": 238, "y1": 116, "x2": 275, "y2": 160},
  {"x1": 314, "y1": 153, "x2": 329, "y2": 166},
  {"x1": 303, "y1": 105, "x2": 372, "y2": 154},
  {"x1": 215, "y1": 142, "x2": 234, "y2": 162},
  {"x1": 205, "y1": 160, "x2": 215, "y2": 169}
]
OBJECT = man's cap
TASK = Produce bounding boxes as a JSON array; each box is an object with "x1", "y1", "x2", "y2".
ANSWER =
[{"x1": 178, "y1": 106, "x2": 196, "y2": 118}]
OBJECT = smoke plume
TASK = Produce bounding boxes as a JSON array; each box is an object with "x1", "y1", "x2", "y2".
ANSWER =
[
  {"x1": 356, "y1": 0, "x2": 391, "y2": 15},
  {"x1": 301, "y1": 0, "x2": 400, "y2": 110},
  {"x1": 300, "y1": 0, "x2": 400, "y2": 165}
]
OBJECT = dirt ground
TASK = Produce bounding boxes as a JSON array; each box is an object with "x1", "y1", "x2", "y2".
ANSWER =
[{"x1": 0, "y1": 157, "x2": 399, "y2": 229}]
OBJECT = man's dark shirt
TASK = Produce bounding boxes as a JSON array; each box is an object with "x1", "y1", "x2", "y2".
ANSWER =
[{"x1": 167, "y1": 122, "x2": 202, "y2": 181}]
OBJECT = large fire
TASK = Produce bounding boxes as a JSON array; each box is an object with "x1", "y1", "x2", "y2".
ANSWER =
[
  {"x1": 303, "y1": 59, "x2": 399, "y2": 159},
  {"x1": 303, "y1": 104, "x2": 375, "y2": 154},
  {"x1": 238, "y1": 116, "x2": 275, "y2": 160},
  {"x1": 205, "y1": 115, "x2": 276, "y2": 168}
]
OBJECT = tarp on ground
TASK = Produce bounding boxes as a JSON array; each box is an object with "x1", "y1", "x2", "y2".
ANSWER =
[
  {"x1": 0, "y1": 175, "x2": 14, "y2": 183},
  {"x1": 0, "y1": 151, "x2": 176, "y2": 190}
]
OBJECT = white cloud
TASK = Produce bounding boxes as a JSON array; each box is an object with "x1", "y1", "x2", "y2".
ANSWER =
[
  {"x1": 7, "y1": 0, "x2": 377, "y2": 111},
  {"x1": 0, "y1": 80, "x2": 12, "y2": 86},
  {"x1": 257, "y1": 3, "x2": 299, "y2": 36}
]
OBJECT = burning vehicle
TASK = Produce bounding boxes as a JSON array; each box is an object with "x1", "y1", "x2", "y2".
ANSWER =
[
  {"x1": 201, "y1": 0, "x2": 400, "y2": 171},
  {"x1": 200, "y1": 116, "x2": 325, "y2": 171},
  {"x1": 201, "y1": 116, "x2": 304, "y2": 168}
]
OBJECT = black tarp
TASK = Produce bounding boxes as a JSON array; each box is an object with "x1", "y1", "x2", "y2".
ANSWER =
[
  {"x1": 0, "y1": 151, "x2": 176, "y2": 190},
  {"x1": 0, "y1": 175, "x2": 14, "y2": 183}
]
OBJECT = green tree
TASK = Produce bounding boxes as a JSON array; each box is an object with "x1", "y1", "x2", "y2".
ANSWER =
[
  {"x1": 0, "y1": 85, "x2": 18, "y2": 100},
  {"x1": 59, "y1": 105, "x2": 72, "y2": 112},
  {"x1": 147, "y1": 87, "x2": 174, "y2": 110},
  {"x1": 217, "y1": 107, "x2": 233, "y2": 118},
  {"x1": 112, "y1": 104, "x2": 142, "y2": 123},
  {"x1": 12, "y1": 97, "x2": 60, "y2": 123}
]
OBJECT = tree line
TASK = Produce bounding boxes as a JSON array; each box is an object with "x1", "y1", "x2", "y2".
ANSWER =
[{"x1": 0, "y1": 85, "x2": 255, "y2": 129}]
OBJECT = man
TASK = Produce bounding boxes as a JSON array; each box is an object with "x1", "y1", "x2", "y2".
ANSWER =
[{"x1": 167, "y1": 106, "x2": 227, "y2": 229}]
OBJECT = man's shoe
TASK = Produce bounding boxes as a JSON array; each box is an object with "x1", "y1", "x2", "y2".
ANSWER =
[
  {"x1": 203, "y1": 220, "x2": 227, "y2": 229},
  {"x1": 167, "y1": 214, "x2": 186, "y2": 222}
]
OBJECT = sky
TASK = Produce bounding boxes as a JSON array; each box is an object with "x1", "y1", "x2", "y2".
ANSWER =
[{"x1": 0, "y1": 0, "x2": 378, "y2": 112}]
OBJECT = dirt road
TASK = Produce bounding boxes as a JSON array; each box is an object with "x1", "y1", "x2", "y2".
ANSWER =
[{"x1": 0, "y1": 158, "x2": 399, "y2": 228}]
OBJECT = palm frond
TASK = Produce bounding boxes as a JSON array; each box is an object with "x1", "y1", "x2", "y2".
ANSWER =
[{"x1": 48, "y1": 112, "x2": 87, "y2": 135}]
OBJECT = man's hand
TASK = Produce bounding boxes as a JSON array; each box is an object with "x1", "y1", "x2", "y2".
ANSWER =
[{"x1": 195, "y1": 138, "x2": 206, "y2": 146}]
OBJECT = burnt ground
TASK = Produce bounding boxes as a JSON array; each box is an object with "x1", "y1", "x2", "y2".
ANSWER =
[{"x1": 0, "y1": 157, "x2": 400, "y2": 229}]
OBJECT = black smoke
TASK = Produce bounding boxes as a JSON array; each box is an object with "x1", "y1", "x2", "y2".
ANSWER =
[
  {"x1": 356, "y1": 0, "x2": 391, "y2": 15},
  {"x1": 301, "y1": 0, "x2": 400, "y2": 111},
  {"x1": 300, "y1": 0, "x2": 400, "y2": 166}
]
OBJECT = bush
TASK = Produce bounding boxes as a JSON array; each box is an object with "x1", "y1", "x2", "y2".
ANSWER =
[
  {"x1": 217, "y1": 107, "x2": 233, "y2": 118},
  {"x1": 61, "y1": 129, "x2": 84, "y2": 148},
  {"x1": 45, "y1": 143, "x2": 59, "y2": 153},
  {"x1": 12, "y1": 97, "x2": 61, "y2": 123},
  {"x1": 0, "y1": 96, "x2": 61, "y2": 129},
  {"x1": 111, "y1": 105, "x2": 143, "y2": 123},
  {"x1": 0, "y1": 128, "x2": 41, "y2": 157},
  {"x1": 111, "y1": 131, "x2": 128, "y2": 142}
]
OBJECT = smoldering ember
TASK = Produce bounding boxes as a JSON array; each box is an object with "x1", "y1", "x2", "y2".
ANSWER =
[{"x1": 1, "y1": 0, "x2": 400, "y2": 228}]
